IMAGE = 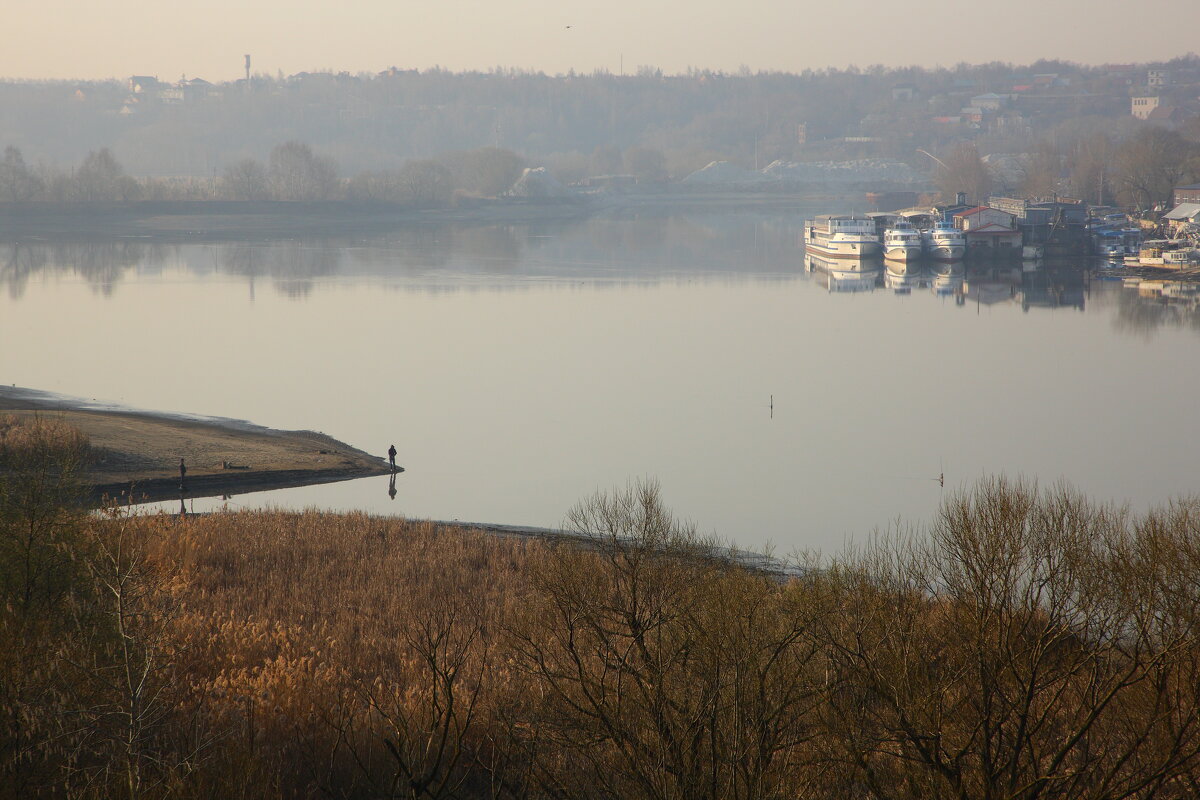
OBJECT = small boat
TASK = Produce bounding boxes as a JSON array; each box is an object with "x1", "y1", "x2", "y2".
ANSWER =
[
  {"x1": 883, "y1": 220, "x2": 924, "y2": 262},
  {"x1": 1133, "y1": 241, "x2": 1199, "y2": 267},
  {"x1": 923, "y1": 221, "x2": 966, "y2": 262}
]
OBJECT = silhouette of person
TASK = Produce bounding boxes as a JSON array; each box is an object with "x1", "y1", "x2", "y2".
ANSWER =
[
  {"x1": 179, "y1": 458, "x2": 187, "y2": 491},
  {"x1": 387, "y1": 444, "x2": 397, "y2": 471},
  {"x1": 388, "y1": 472, "x2": 397, "y2": 500}
]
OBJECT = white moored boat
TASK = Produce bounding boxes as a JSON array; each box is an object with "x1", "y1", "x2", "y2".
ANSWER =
[
  {"x1": 923, "y1": 221, "x2": 967, "y2": 262},
  {"x1": 804, "y1": 215, "x2": 881, "y2": 259},
  {"x1": 882, "y1": 220, "x2": 924, "y2": 262}
]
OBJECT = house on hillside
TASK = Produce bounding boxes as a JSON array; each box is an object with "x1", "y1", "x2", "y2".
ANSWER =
[
  {"x1": 1132, "y1": 95, "x2": 1160, "y2": 119},
  {"x1": 128, "y1": 76, "x2": 162, "y2": 94},
  {"x1": 970, "y1": 92, "x2": 1008, "y2": 111},
  {"x1": 1148, "y1": 69, "x2": 1171, "y2": 89},
  {"x1": 959, "y1": 107, "x2": 985, "y2": 127},
  {"x1": 892, "y1": 83, "x2": 919, "y2": 101},
  {"x1": 180, "y1": 77, "x2": 215, "y2": 100}
]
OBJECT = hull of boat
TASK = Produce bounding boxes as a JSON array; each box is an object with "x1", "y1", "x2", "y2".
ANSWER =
[
  {"x1": 884, "y1": 245, "x2": 923, "y2": 262},
  {"x1": 927, "y1": 244, "x2": 966, "y2": 262},
  {"x1": 805, "y1": 239, "x2": 882, "y2": 258}
]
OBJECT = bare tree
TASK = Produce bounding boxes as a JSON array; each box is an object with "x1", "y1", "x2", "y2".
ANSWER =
[
  {"x1": 442, "y1": 148, "x2": 523, "y2": 197},
  {"x1": 935, "y1": 142, "x2": 993, "y2": 204},
  {"x1": 818, "y1": 478, "x2": 1200, "y2": 800},
  {"x1": 67, "y1": 511, "x2": 191, "y2": 800},
  {"x1": 0, "y1": 146, "x2": 43, "y2": 202},
  {"x1": 396, "y1": 160, "x2": 453, "y2": 208},
  {"x1": 267, "y1": 141, "x2": 340, "y2": 201},
  {"x1": 508, "y1": 480, "x2": 829, "y2": 800},
  {"x1": 1114, "y1": 127, "x2": 1197, "y2": 210},
  {"x1": 1019, "y1": 140, "x2": 1061, "y2": 199},
  {"x1": 74, "y1": 149, "x2": 140, "y2": 202},
  {"x1": 220, "y1": 157, "x2": 270, "y2": 200},
  {"x1": 352, "y1": 600, "x2": 488, "y2": 800},
  {"x1": 1066, "y1": 132, "x2": 1116, "y2": 205}
]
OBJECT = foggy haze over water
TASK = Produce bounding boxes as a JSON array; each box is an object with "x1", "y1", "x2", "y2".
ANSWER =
[{"x1": 3, "y1": 213, "x2": 1198, "y2": 553}]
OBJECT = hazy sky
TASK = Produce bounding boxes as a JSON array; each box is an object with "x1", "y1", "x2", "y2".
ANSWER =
[{"x1": 5, "y1": 0, "x2": 1198, "y2": 81}]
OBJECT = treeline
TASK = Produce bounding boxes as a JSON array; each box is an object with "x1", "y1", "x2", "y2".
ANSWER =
[
  {"x1": 0, "y1": 142, "x2": 536, "y2": 206},
  {"x1": 0, "y1": 140, "x2": 677, "y2": 205},
  {"x1": 933, "y1": 124, "x2": 1200, "y2": 209},
  {"x1": 3, "y1": 55, "x2": 1200, "y2": 186},
  {"x1": 4, "y1": 416, "x2": 1200, "y2": 799}
]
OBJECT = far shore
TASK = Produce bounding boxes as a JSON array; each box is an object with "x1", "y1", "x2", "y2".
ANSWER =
[
  {"x1": 0, "y1": 386, "x2": 391, "y2": 504},
  {"x1": 0, "y1": 198, "x2": 594, "y2": 241},
  {"x1": 0, "y1": 191, "x2": 860, "y2": 242}
]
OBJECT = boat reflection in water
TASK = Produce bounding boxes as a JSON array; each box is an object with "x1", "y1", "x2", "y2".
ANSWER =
[
  {"x1": 884, "y1": 261, "x2": 931, "y2": 295},
  {"x1": 932, "y1": 263, "x2": 965, "y2": 299},
  {"x1": 805, "y1": 252, "x2": 883, "y2": 293}
]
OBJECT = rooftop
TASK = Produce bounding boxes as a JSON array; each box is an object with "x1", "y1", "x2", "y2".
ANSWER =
[{"x1": 1164, "y1": 203, "x2": 1200, "y2": 220}]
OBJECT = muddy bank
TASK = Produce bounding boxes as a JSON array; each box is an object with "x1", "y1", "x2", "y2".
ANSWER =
[{"x1": 0, "y1": 387, "x2": 391, "y2": 504}]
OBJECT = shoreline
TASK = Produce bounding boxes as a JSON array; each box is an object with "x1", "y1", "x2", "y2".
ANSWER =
[
  {"x1": 0, "y1": 192, "x2": 860, "y2": 242},
  {"x1": 0, "y1": 198, "x2": 595, "y2": 242},
  {"x1": 0, "y1": 386, "x2": 798, "y2": 577},
  {"x1": 0, "y1": 386, "x2": 391, "y2": 504}
]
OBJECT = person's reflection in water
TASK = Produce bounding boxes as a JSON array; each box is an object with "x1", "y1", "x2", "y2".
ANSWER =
[{"x1": 388, "y1": 472, "x2": 397, "y2": 500}]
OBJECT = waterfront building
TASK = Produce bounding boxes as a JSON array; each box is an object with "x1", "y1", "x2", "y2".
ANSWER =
[{"x1": 1174, "y1": 184, "x2": 1200, "y2": 206}]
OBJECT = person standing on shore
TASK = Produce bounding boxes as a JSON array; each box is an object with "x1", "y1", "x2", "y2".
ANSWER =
[
  {"x1": 387, "y1": 444, "x2": 397, "y2": 471},
  {"x1": 179, "y1": 458, "x2": 187, "y2": 491}
]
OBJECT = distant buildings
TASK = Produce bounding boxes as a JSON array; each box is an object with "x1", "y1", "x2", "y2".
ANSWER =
[
  {"x1": 1163, "y1": 203, "x2": 1200, "y2": 235},
  {"x1": 1175, "y1": 183, "x2": 1200, "y2": 206},
  {"x1": 954, "y1": 206, "x2": 1022, "y2": 256},
  {"x1": 970, "y1": 92, "x2": 1007, "y2": 111},
  {"x1": 1148, "y1": 69, "x2": 1171, "y2": 89},
  {"x1": 128, "y1": 76, "x2": 162, "y2": 94},
  {"x1": 119, "y1": 74, "x2": 219, "y2": 114},
  {"x1": 1131, "y1": 95, "x2": 1160, "y2": 119}
]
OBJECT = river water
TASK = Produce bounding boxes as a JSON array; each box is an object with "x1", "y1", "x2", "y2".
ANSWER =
[{"x1": 2, "y1": 207, "x2": 1198, "y2": 554}]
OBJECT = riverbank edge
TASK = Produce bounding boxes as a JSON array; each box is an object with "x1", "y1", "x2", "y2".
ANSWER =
[
  {"x1": 0, "y1": 386, "x2": 392, "y2": 504},
  {"x1": 0, "y1": 192, "x2": 859, "y2": 242}
]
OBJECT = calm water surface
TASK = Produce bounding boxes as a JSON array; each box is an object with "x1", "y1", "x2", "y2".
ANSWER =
[{"x1": 3, "y1": 209, "x2": 1198, "y2": 554}]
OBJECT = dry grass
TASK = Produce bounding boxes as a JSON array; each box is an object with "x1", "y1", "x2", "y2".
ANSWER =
[
  {"x1": 5, "y1": 464, "x2": 1200, "y2": 800},
  {"x1": 144, "y1": 510, "x2": 542, "y2": 798},
  {"x1": 0, "y1": 413, "x2": 91, "y2": 466}
]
